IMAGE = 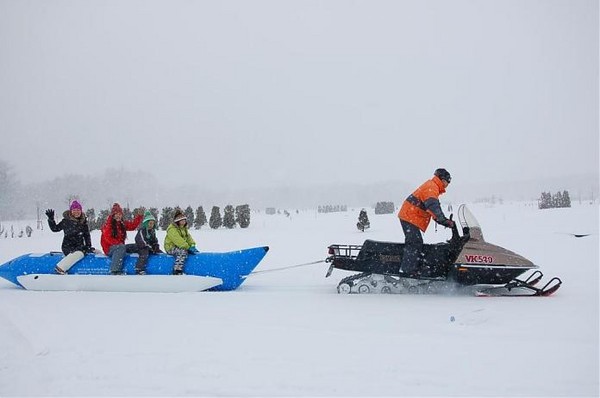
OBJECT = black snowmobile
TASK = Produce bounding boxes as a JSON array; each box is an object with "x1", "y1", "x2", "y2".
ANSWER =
[{"x1": 325, "y1": 204, "x2": 561, "y2": 296}]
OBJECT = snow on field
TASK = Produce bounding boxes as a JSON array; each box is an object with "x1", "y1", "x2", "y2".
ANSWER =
[{"x1": 0, "y1": 202, "x2": 598, "y2": 396}]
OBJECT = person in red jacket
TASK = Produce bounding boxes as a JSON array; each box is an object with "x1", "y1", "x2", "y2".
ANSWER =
[
  {"x1": 101, "y1": 203, "x2": 143, "y2": 275},
  {"x1": 397, "y1": 168, "x2": 454, "y2": 274}
]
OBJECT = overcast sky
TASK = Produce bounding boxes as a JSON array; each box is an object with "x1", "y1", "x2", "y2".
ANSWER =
[{"x1": 0, "y1": 0, "x2": 597, "y2": 190}]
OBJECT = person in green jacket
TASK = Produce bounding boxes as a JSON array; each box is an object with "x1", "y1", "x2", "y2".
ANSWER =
[{"x1": 164, "y1": 209, "x2": 198, "y2": 275}]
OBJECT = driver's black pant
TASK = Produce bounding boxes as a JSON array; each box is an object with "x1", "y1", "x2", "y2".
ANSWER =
[{"x1": 400, "y1": 220, "x2": 423, "y2": 274}]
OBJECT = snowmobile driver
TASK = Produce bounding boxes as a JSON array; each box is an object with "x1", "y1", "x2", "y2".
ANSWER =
[{"x1": 398, "y1": 168, "x2": 454, "y2": 275}]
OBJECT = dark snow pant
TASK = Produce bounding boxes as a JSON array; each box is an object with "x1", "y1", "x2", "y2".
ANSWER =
[
  {"x1": 108, "y1": 243, "x2": 140, "y2": 273},
  {"x1": 135, "y1": 247, "x2": 151, "y2": 273},
  {"x1": 167, "y1": 247, "x2": 188, "y2": 274},
  {"x1": 400, "y1": 220, "x2": 423, "y2": 275}
]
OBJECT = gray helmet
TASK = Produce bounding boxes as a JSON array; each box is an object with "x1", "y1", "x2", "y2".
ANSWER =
[{"x1": 434, "y1": 168, "x2": 451, "y2": 183}]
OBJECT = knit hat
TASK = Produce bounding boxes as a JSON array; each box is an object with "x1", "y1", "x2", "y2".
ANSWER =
[
  {"x1": 434, "y1": 168, "x2": 451, "y2": 183},
  {"x1": 142, "y1": 210, "x2": 156, "y2": 228},
  {"x1": 173, "y1": 209, "x2": 187, "y2": 223},
  {"x1": 70, "y1": 200, "x2": 82, "y2": 211},
  {"x1": 111, "y1": 203, "x2": 123, "y2": 216}
]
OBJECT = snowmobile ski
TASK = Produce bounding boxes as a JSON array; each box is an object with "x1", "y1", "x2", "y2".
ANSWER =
[{"x1": 475, "y1": 276, "x2": 562, "y2": 297}]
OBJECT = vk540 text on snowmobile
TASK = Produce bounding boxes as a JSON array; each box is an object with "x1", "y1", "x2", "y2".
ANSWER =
[{"x1": 325, "y1": 204, "x2": 562, "y2": 297}]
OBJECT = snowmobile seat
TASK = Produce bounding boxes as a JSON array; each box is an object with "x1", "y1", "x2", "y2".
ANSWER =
[{"x1": 356, "y1": 240, "x2": 455, "y2": 278}]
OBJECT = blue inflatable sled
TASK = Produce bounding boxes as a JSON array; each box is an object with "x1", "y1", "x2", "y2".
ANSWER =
[{"x1": 0, "y1": 246, "x2": 269, "y2": 291}]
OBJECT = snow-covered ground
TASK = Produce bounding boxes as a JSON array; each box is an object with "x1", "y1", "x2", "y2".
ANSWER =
[{"x1": 0, "y1": 202, "x2": 598, "y2": 396}]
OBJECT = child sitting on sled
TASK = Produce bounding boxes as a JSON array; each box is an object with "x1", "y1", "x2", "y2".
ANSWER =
[
  {"x1": 46, "y1": 200, "x2": 97, "y2": 274},
  {"x1": 164, "y1": 209, "x2": 198, "y2": 275},
  {"x1": 100, "y1": 203, "x2": 143, "y2": 275},
  {"x1": 134, "y1": 210, "x2": 163, "y2": 275}
]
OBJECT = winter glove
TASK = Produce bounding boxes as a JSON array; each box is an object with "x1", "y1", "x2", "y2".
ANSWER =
[
  {"x1": 443, "y1": 219, "x2": 455, "y2": 228},
  {"x1": 45, "y1": 209, "x2": 55, "y2": 220},
  {"x1": 87, "y1": 247, "x2": 97, "y2": 254},
  {"x1": 188, "y1": 246, "x2": 199, "y2": 254}
]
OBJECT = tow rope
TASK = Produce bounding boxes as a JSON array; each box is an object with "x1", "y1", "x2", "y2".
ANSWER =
[{"x1": 248, "y1": 259, "x2": 326, "y2": 276}]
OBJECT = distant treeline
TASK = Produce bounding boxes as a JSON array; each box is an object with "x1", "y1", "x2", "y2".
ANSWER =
[
  {"x1": 374, "y1": 201, "x2": 395, "y2": 215},
  {"x1": 318, "y1": 205, "x2": 348, "y2": 213}
]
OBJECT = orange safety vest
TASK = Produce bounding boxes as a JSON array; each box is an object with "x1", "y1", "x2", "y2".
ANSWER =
[{"x1": 398, "y1": 175, "x2": 446, "y2": 232}]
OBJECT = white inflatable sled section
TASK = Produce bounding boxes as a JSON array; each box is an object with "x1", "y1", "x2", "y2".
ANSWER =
[{"x1": 17, "y1": 274, "x2": 223, "y2": 293}]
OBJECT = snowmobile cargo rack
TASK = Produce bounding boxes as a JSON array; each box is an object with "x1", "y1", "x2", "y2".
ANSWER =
[
  {"x1": 327, "y1": 244, "x2": 362, "y2": 259},
  {"x1": 326, "y1": 244, "x2": 362, "y2": 277}
]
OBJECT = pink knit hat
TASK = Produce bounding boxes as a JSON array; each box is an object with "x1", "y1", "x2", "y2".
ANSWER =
[{"x1": 70, "y1": 200, "x2": 82, "y2": 211}]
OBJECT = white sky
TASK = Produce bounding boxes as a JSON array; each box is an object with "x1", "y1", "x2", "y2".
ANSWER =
[{"x1": 0, "y1": 0, "x2": 598, "y2": 189}]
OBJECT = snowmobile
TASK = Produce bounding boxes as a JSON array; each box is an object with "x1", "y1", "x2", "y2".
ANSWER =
[{"x1": 325, "y1": 204, "x2": 561, "y2": 296}]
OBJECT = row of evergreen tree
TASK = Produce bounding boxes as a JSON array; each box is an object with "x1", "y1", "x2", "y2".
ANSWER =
[
  {"x1": 374, "y1": 201, "x2": 395, "y2": 214},
  {"x1": 85, "y1": 204, "x2": 251, "y2": 230},
  {"x1": 538, "y1": 191, "x2": 571, "y2": 209},
  {"x1": 318, "y1": 205, "x2": 348, "y2": 213}
]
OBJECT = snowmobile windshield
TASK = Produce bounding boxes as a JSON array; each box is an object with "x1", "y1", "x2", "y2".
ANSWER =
[{"x1": 457, "y1": 204, "x2": 484, "y2": 241}]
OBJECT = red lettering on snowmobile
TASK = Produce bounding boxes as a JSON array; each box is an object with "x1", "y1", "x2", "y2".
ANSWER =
[{"x1": 464, "y1": 254, "x2": 494, "y2": 264}]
